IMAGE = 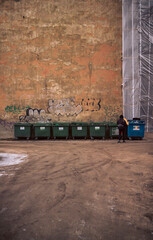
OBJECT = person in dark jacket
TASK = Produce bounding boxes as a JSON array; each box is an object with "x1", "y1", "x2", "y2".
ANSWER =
[{"x1": 117, "y1": 115, "x2": 127, "y2": 143}]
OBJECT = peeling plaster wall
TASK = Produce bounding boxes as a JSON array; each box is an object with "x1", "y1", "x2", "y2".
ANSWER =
[{"x1": 0, "y1": 0, "x2": 122, "y2": 129}]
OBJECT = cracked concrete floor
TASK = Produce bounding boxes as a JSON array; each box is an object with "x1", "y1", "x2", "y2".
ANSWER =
[{"x1": 0, "y1": 134, "x2": 153, "y2": 240}]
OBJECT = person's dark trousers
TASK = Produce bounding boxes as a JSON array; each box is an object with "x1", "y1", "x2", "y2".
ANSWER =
[
  {"x1": 125, "y1": 125, "x2": 127, "y2": 139},
  {"x1": 119, "y1": 129, "x2": 125, "y2": 141}
]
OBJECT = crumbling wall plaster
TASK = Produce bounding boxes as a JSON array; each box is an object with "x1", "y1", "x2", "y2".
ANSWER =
[{"x1": 0, "y1": 0, "x2": 122, "y2": 126}]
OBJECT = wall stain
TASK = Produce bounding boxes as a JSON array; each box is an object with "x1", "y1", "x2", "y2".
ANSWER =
[
  {"x1": 0, "y1": 119, "x2": 15, "y2": 129},
  {"x1": 104, "y1": 105, "x2": 122, "y2": 122},
  {"x1": 44, "y1": 79, "x2": 48, "y2": 94},
  {"x1": 88, "y1": 62, "x2": 92, "y2": 80}
]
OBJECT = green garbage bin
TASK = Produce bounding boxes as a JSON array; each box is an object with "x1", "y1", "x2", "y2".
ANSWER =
[
  {"x1": 71, "y1": 122, "x2": 88, "y2": 139},
  {"x1": 33, "y1": 123, "x2": 52, "y2": 139},
  {"x1": 52, "y1": 123, "x2": 69, "y2": 139},
  {"x1": 109, "y1": 123, "x2": 119, "y2": 139},
  {"x1": 89, "y1": 122, "x2": 106, "y2": 139},
  {"x1": 14, "y1": 123, "x2": 32, "y2": 139}
]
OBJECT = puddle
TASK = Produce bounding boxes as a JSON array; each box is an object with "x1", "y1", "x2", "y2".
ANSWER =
[{"x1": 0, "y1": 153, "x2": 27, "y2": 167}]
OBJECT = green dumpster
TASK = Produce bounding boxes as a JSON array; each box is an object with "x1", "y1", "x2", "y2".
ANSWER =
[
  {"x1": 14, "y1": 123, "x2": 32, "y2": 139},
  {"x1": 89, "y1": 122, "x2": 106, "y2": 139},
  {"x1": 71, "y1": 122, "x2": 88, "y2": 139},
  {"x1": 109, "y1": 123, "x2": 119, "y2": 139},
  {"x1": 33, "y1": 123, "x2": 52, "y2": 139},
  {"x1": 52, "y1": 122, "x2": 69, "y2": 139}
]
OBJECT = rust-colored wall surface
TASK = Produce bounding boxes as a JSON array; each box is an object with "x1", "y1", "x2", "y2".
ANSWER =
[{"x1": 0, "y1": 0, "x2": 122, "y2": 127}]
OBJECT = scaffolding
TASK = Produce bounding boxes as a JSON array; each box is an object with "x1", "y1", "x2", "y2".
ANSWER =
[{"x1": 122, "y1": 0, "x2": 153, "y2": 132}]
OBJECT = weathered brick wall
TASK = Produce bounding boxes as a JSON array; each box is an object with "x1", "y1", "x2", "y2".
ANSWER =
[{"x1": 0, "y1": 0, "x2": 122, "y2": 129}]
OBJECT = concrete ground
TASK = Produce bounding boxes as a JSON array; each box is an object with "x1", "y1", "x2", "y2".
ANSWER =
[{"x1": 0, "y1": 134, "x2": 153, "y2": 240}]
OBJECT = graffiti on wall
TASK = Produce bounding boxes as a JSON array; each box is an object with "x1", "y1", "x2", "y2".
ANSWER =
[
  {"x1": 19, "y1": 108, "x2": 47, "y2": 122},
  {"x1": 48, "y1": 98, "x2": 82, "y2": 116},
  {"x1": 5, "y1": 105, "x2": 31, "y2": 114},
  {"x1": 79, "y1": 98, "x2": 101, "y2": 111},
  {"x1": 5, "y1": 98, "x2": 102, "y2": 121},
  {"x1": 48, "y1": 97, "x2": 102, "y2": 116},
  {"x1": 26, "y1": 108, "x2": 46, "y2": 117},
  {"x1": 5, "y1": 97, "x2": 104, "y2": 123}
]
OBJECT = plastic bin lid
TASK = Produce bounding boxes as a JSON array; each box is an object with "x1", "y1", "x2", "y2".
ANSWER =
[
  {"x1": 128, "y1": 120, "x2": 145, "y2": 124},
  {"x1": 53, "y1": 122, "x2": 69, "y2": 126},
  {"x1": 108, "y1": 122, "x2": 118, "y2": 126},
  {"x1": 71, "y1": 122, "x2": 88, "y2": 126},
  {"x1": 14, "y1": 122, "x2": 32, "y2": 126},
  {"x1": 128, "y1": 122, "x2": 145, "y2": 125},
  {"x1": 90, "y1": 122, "x2": 106, "y2": 126},
  {"x1": 33, "y1": 123, "x2": 52, "y2": 126}
]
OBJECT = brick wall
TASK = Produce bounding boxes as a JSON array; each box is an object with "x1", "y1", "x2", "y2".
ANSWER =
[{"x1": 0, "y1": 0, "x2": 122, "y2": 128}]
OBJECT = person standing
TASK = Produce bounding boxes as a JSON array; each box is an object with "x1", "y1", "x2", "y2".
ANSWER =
[{"x1": 117, "y1": 115, "x2": 127, "y2": 143}]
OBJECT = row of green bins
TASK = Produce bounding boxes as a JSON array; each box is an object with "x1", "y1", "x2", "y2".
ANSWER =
[
  {"x1": 52, "y1": 122, "x2": 69, "y2": 139},
  {"x1": 71, "y1": 122, "x2": 88, "y2": 139},
  {"x1": 14, "y1": 122, "x2": 110, "y2": 140},
  {"x1": 14, "y1": 122, "x2": 69, "y2": 140}
]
